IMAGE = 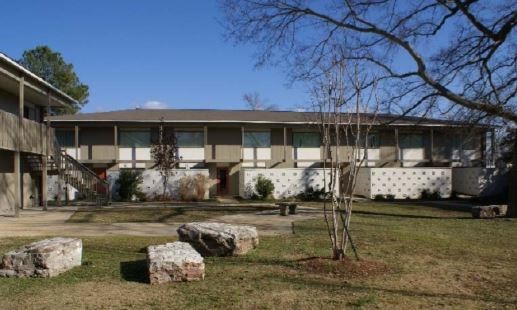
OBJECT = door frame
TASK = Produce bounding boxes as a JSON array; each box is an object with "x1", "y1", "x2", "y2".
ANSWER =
[{"x1": 216, "y1": 167, "x2": 229, "y2": 195}]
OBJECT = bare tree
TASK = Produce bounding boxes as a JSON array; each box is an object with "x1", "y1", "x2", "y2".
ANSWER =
[
  {"x1": 151, "y1": 119, "x2": 179, "y2": 199},
  {"x1": 313, "y1": 61, "x2": 378, "y2": 260},
  {"x1": 243, "y1": 91, "x2": 278, "y2": 110},
  {"x1": 221, "y1": 0, "x2": 517, "y2": 216}
]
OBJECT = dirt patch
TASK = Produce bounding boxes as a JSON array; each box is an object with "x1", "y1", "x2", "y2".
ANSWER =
[{"x1": 297, "y1": 256, "x2": 389, "y2": 278}]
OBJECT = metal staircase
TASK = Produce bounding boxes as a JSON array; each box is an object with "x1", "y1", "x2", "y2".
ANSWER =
[{"x1": 26, "y1": 138, "x2": 111, "y2": 206}]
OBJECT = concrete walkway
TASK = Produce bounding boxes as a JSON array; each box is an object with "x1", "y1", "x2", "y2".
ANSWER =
[{"x1": 0, "y1": 206, "x2": 321, "y2": 237}]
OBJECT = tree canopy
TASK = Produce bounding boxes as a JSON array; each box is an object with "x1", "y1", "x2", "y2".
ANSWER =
[
  {"x1": 221, "y1": 0, "x2": 516, "y2": 125},
  {"x1": 19, "y1": 45, "x2": 89, "y2": 114}
]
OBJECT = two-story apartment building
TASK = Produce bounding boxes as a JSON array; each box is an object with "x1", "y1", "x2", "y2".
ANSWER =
[
  {"x1": 0, "y1": 53, "x2": 78, "y2": 215},
  {"x1": 49, "y1": 109, "x2": 494, "y2": 199}
]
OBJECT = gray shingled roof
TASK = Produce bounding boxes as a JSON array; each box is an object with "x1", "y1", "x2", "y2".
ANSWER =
[{"x1": 48, "y1": 108, "x2": 468, "y2": 126}]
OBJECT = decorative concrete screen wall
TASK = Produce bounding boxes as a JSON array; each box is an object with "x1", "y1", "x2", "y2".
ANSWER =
[
  {"x1": 47, "y1": 175, "x2": 78, "y2": 201},
  {"x1": 108, "y1": 169, "x2": 209, "y2": 200},
  {"x1": 355, "y1": 168, "x2": 452, "y2": 199},
  {"x1": 452, "y1": 167, "x2": 501, "y2": 196},
  {"x1": 240, "y1": 168, "x2": 338, "y2": 199}
]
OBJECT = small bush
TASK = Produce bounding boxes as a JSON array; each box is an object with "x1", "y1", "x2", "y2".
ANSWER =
[
  {"x1": 254, "y1": 175, "x2": 274, "y2": 200},
  {"x1": 116, "y1": 170, "x2": 143, "y2": 201},
  {"x1": 297, "y1": 186, "x2": 326, "y2": 201},
  {"x1": 385, "y1": 194, "x2": 396, "y2": 201},
  {"x1": 373, "y1": 194, "x2": 385, "y2": 200},
  {"x1": 194, "y1": 174, "x2": 209, "y2": 200},
  {"x1": 421, "y1": 189, "x2": 441, "y2": 200},
  {"x1": 179, "y1": 174, "x2": 210, "y2": 201}
]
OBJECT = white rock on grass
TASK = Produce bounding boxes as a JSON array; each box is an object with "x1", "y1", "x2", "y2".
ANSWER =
[
  {"x1": 147, "y1": 241, "x2": 205, "y2": 285},
  {"x1": 0, "y1": 237, "x2": 82, "y2": 278},
  {"x1": 177, "y1": 222, "x2": 259, "y2": 257}
]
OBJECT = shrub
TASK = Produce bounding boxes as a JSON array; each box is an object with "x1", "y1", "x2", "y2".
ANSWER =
[
  {"x1": 385, "y1": 194, "x2": 396, "y2": 201},
  {"x1": 194, "y1": 174, "x2": 209, "y2": 200},
  {"x1": 421, "y1": 189, "x2": 441, "y2": 200},
  {"x1": 373, "y1": 194, "x2": 385, "y2": 200},
  {"x1": 179, "y1": 173, "x2": 210, "y2": 201},
  {"x1": 297, "y1": 186, "x2": 326, "y2": 201},
  {"x1": 116, "y1": 170, "x2": 143, "y2": 201},
  {"x1": 254, "y1": 175, "x2": 274, "y2": 200}
]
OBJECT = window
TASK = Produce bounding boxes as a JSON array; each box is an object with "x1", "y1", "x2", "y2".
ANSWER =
[
  {"x1": 358, "y1": 133, "x2": 379, "y2": 148},
  {"x1": 119, "y1": 130, "x2": 151, "y2": 147},
  {"x1": 400, "y1": 134, "x2": 423, "y2": 149},
  {"x1": 56, "y1": 130, "x2": 74, "y2": 147},
  {"x1": 367, "y1": 134, "x2": 380, "y2": 148},
  {"x1": 244, "y1": 131, "x2": 270, "y2": 148},
  {"x1": 293, "y1": 132, "x2": 320, "y2": 148},
  {"x1": 176, "y1": 131, "x2": 204, "y2": 148}
]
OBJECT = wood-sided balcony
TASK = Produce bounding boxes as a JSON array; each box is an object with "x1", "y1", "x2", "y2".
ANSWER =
[{"x1": 0, "y1": 110, "x2": 53, "y2": 155}]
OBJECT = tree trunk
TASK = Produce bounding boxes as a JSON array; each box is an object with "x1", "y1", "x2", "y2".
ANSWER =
[
  {"x1": 507, "y1": 140, "x2": 517, "y2": 218},
  {"x1": 332, "y1": 247, "x2": 345, "y2": 261}
]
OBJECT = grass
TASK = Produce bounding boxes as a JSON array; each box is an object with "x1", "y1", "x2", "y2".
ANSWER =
[
  {"x1": 1, "y1": 202, "x2": 517, "y2": 309},
  {"x1": 67, "y1": 205, "x2": 277, "y2": 224}
]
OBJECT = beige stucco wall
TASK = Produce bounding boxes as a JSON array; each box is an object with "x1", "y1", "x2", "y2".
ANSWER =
[
  {"x1": 205, "y1": 127, "x2": 241, "y2": 162},
  {"x1": 79, "y1": 127, "x2": 115, "y2": 160},
  {"x1": 270, "y1": 127, "x2": 293, "y2": 168},
  {"x1": 379, "y1": 130, "x2": 398, "y2": 166}
]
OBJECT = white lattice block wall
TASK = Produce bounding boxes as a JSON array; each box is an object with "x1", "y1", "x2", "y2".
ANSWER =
[
  {"x1": 108, "y1": 169, "x2": 209, "y2": 200},
  {"x1": 240, "y1": 168, "x2": 338, "y2": 199},
  {"x1": 452, "y1": 167, "x2": 496, "y2": 196},
  {"x1": 47, "y1": 175, "x2": 78, "y2": 201},
  {"x1": 357, "y1": 168, "x2": 452, "y2": 199}
]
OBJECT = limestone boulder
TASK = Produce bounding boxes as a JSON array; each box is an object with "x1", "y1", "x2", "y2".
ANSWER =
[
  {"x1": 0, "y1": 237, "x2": 82, "y2": 278},
  {"x1": 472, "y1": 205, "x2": 508, "y2": 219},
  {"x1": 177, "y1": 222, "x2": 259, "y2": 256},
  {"x1": 147, "y1": 241, "x2": 204, "y2": 285}
]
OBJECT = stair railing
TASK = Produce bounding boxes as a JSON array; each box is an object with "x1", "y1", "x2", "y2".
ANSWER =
[{"x1": 51, "y1": 138, "x2": 111, "y2": 206}]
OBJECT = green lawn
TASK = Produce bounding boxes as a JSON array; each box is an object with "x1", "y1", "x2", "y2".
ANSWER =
[
  {"x1": 67, "y1": 205, "x2": 277, "y2": 224},
  {"x1": 1, "y1": 202, "x2": 516, "y2": 309}
]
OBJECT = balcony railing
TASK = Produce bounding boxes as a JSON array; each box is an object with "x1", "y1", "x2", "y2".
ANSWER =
[{"x1": 0, "y1": 110, "x2": 53, "y2": 155}]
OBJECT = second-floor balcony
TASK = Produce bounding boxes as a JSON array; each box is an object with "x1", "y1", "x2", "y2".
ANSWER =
[{"x1": 0, "y1": 109, "x2": 52, "y2": 155}]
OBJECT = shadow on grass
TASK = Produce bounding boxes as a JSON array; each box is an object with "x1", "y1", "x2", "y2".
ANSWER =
[
  {"x1": 353, "y1": 210, "x2": 472, "y2": 220},
  {"x1": 69, "y1": 206, "x2": 279, "y2": 224},
  {"x1": 263, "y1": 272, "x2": 516, "y2": 306},
  {"x1": 120, "y1": 260, "x2": 148, "y2": 284},
  {"x1": 376, "y1": 200, "x2": 475, "y2": 212}
]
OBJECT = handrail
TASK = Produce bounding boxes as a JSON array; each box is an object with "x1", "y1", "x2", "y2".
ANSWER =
[{"x1": 52, "y1": 137, "x2": 110, "y2": 205}]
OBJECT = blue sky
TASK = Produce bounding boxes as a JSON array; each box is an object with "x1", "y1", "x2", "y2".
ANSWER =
[{"x1": 0, "y1": 1, "x2": 308, "y2": 113}]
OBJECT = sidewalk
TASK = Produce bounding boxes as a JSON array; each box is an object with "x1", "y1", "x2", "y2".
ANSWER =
[{"x1": 0, "y1": 206, "x2": 320, "y2": 237}]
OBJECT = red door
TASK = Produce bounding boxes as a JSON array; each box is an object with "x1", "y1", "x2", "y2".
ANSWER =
[
  {"x1": 216, "y1": 168, "x2": 229, "y2": 195},
  {"x1": 93, "y1": 168, "x2": 107, "y2": 180},
  {"x1": 92, "y1": 168, "x2": 107, "y2": 194}
]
